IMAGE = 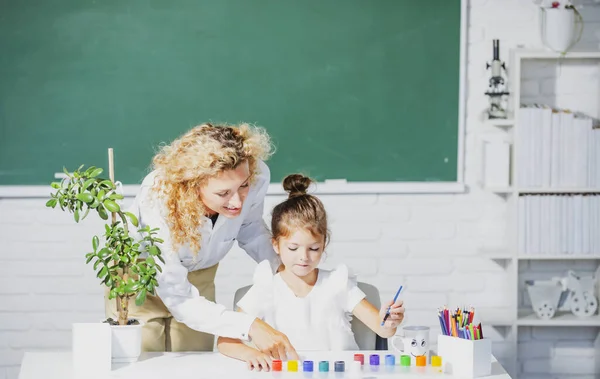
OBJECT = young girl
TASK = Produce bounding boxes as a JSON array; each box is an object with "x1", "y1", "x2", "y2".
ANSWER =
[{"x1": 217, "y1": 174, "x2": 405, "y2": 371}]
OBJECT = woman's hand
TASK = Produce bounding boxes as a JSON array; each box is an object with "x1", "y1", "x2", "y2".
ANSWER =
[
  {"x1": 241, "y1": 349, "x2": 272, "y2": 371},
  {"x1": 248, "y1": 318, "x2": 299, "y2": 360},
  {"x1": 380, "y1": 299, "x2": 405, "y2": 329}
]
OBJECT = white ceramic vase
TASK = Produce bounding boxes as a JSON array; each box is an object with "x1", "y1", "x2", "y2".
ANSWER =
[{"x1": 540, "y1": 8, "x2": 579, "y2": 53}]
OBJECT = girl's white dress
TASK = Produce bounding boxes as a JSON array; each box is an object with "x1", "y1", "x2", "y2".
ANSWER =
[{"x1": 237, "y1": 260, "x2": 366, "y2": 351}]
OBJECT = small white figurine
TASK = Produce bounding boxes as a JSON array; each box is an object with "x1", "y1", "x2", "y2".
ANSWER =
[{"x1": 526, "y1": 269, "x2": 599, "y2": 319}]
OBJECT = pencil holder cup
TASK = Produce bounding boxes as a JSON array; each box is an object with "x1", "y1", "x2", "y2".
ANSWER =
[{"x1": 437, "y1": 335, "x2": 492, "y2": 378}]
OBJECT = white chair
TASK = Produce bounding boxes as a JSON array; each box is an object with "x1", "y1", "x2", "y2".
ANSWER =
[{"x1": 233, "y1": 282, "x2": 388, "y2": 350}]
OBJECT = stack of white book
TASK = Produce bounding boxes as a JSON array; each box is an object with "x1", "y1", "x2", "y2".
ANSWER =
[
  {"x1": 516, "y1": 105, "x2": 600, "y2": 256},
  {"x1": 518, "y1": 194, "x2": 600, "y2": 255},
  {"x1": 516, "y1": 105, "x2": 600, "y2": 188}
]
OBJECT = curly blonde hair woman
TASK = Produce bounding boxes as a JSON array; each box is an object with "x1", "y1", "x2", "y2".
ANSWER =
[
  {"x1": 152, "y1": 123, "x2": 272, "y2": 253},
  {"x1": 104, "y1": 123, "x2": 298, "y2": 360}
]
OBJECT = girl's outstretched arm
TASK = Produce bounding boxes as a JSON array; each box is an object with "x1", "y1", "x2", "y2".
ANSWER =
[
  {"x1": 352, "y1": 298, "x2": 405, "y2": 338},
  {"x1": 216, "y1": 305, "x2": 275, "y2": 372}
]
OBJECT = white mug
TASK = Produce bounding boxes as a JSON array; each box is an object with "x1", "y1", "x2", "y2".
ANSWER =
[{"x1": 390, "y1": 326, "x2": 430, "y2": 363}]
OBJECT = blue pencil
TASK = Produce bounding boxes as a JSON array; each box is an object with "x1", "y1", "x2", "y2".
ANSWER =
[
  {"x1": 438, "y1": 314, "x2": 448, "y2": 336},
  {"x1": 381, "y1": 285, "x2": 403, "y2": 326}
]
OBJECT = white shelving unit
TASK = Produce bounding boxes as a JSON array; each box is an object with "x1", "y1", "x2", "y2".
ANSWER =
[
  {"x1": 481, "y1": 48, "x2": 600, "y2": 378},
  {"x1": 516, "y1": 310, "x2": 600, "y2": 327},
  {"x1": 489, "y1": 188, "x2": 600, "y2": 194}
]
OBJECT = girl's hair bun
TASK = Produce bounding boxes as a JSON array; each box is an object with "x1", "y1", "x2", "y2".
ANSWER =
[{"x1": 282, "y1": 174, "x2": 313, "y2": 199}]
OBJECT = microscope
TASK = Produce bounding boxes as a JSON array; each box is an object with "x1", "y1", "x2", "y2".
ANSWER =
[{"x1": 485, "y1": 39, "x2": 510, "y2": 119}]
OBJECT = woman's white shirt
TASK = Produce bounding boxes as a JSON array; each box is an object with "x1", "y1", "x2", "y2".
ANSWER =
[
  {"x1": 127, "y1": 160, "x2": 279, "y2": 341},
  {"x1": 237, "y1": 260, "x2": 366, "y2": 351}
]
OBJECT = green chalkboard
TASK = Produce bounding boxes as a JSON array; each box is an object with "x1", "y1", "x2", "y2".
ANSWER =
[{"x1": 0, "y1": 0, "x2": 462, "y2": 185}]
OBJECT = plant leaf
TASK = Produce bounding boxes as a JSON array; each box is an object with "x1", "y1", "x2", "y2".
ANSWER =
[
  {"x1": 89, "y1": 168, "x2": 103, "y2": 177},
  {"x1": 93, "y1": 258, "x2": 102, "y2": 270},
  {"x1": 45, "y1": 198, "x2": 57, "y2": 208},
  {"x1": 97, "y1": 205, "x2": 108, "y2": 220},
  {"x1": 85, "y1": 253, "x2": 95, "y2": 264},
  {"x1": 103, "y1": 199, "x2": 120, "y2": 213},
  {"x1": 90, "y1": 198, "x2": 100, "y2": 209},
  {"x1": 98, "y1": 248, "x2": 111, "y2": 259},
  {"x1": 50, "y1": 182, "x2": 61, "y2": 189},
  {"x1": 145, "y1": 256, "x2": 155, "y2": 266},
  {"x1": 97, "y1": 266, "x2": 108, "y2": 279},
  {"x1": 81, "y1": 207, "x2": 90, "y2": 220},
  {"x1": 92, "y1": 236, "x2": 99, "y2": 251},
  {"x1": 82, "y1": 178, "x2": 95, "y2": 190},
  {"x1": 74, "y1": 209, "x2": 80, "y2": 223},
  {"x1": 123, "y1": 212, "x2": 139, "y2": 227},
  {"x1": 100, "y1": 180, "x2": 114, "y2": 189},
  {"x1": 135, "y1": 289, "x2": 147, "y2": 306},
  {"x1": 76, "y1": 192, "x2": 94, "y2": 203}
]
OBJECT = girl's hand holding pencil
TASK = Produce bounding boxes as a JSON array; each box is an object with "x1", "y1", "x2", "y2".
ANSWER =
[
  {"x1": 380, "y1": 285, "x2": 405, "y2": 328},
  {"x1": 379, "y1": 299, "x2": 405, "y2": 328}
]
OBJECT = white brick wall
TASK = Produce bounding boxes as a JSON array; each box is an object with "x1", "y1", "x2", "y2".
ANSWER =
[{"x1": 2, "y1": 1, "x2": 600, "y2": 379}]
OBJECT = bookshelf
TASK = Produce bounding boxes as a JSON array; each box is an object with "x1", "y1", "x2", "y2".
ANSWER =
[
  {"x1": 485, "y1": 118, "x2": 515, "y2": 130},
  {"x1": 516, "y1": 310, "x2": 600, "y2": 327},
  {"x1": 490, "y1": 187, "x2": 600, "y2": 194},
  {"x1": 480, "y1": 48, "x2": 600, "y2": 378}
]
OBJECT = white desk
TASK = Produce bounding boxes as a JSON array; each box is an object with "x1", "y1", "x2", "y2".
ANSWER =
[{"x1": 19, "y1": 350, "x2": 513, "y2": 379}]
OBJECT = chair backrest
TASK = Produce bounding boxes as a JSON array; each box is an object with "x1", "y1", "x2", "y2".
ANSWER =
[
  {"x1": 232, "y1": 281, "x2": 384, "y2": 350},
  {"x1": 233, "y1": 285, "x2": 251, "y2": 311}
]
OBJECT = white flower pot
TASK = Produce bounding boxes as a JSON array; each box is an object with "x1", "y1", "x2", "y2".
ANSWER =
[
  {"x1": 110, "y1": 322, "x2": 144, "y2": 363},
  {"x1": 540, "y1": 8, "x2": 582, "y2": 53}
]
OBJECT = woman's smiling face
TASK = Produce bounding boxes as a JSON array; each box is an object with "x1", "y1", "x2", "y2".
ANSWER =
[{"x1": 199, "y1": 160, "x2": 251, "y2": 218}]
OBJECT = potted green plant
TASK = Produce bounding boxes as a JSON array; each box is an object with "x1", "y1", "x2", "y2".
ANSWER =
[{"x1": 46, "y1": 150, "x2": 164, "y2": 363}]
